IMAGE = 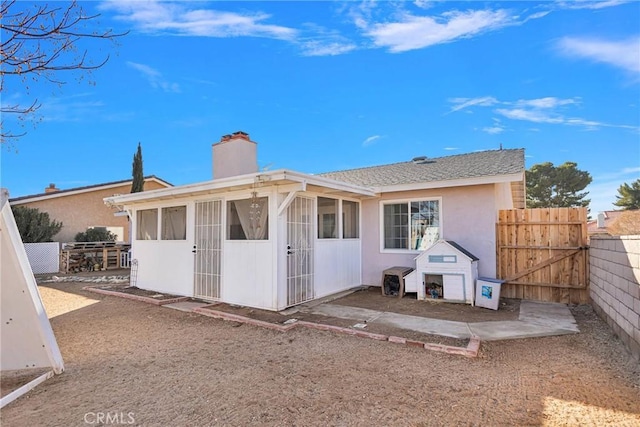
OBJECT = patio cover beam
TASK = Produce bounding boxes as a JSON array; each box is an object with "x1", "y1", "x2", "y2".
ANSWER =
[{"x1": 277, "y1": 181, "x2": 306, "y2": 216}]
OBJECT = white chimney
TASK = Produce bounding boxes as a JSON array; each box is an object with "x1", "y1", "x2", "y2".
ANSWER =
[
  {"x1": 597, "y1": 212, "x2": 606, "y2": 229},
  {"x1": 212, "y1": 131, "x2": 258, "y2": 180}
]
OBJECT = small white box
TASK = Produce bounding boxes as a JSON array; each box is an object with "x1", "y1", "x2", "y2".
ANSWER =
[{"x1": 475, "y1": 278, "x2": 504, "y2": 310}]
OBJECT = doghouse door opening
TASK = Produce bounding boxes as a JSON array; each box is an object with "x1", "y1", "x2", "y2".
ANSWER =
[{"x1": 424, "y1": 274, "x2": 443, "y2": 299}]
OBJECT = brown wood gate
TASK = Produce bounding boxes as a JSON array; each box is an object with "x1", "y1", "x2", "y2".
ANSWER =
[{"x1": 496, "y1": 207, "x2": 589, "y2": 304}]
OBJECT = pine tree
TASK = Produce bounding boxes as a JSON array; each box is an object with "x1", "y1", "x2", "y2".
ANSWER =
[
  {"x1": 614, "y1": 179, "x2": 640, "y2": 210},
  {"x1": 526, "y1": 161, "x2": 592, "y2": 208},
  {"x1": 131, "y1": 142, "x2": 144, "y2": 193}
]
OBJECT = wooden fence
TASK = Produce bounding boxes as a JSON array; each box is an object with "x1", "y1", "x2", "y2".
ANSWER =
[{"x1": 496, "y1": 207, "x2": 589, "y2": 304}]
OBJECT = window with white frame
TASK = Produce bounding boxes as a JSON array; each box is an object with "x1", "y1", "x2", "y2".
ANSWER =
[
  {"x1": 382, "y1": 199, "x2": 440, "y2": 250},
  {"x1": 136, "y1": 209, "x2": 158, "y2": 240},
  {"x1": 161, "y1": 206, "x2": 187, "y2": 240},
  {"x1": 317, "y1": 197, "x2": 338, "y2": 239},
  {"x1": 342, "y1": 200, "x2": 359, "y2": 238}
]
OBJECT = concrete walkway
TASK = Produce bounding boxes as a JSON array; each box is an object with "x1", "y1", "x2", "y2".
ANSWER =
[{"x1": 302, "y1": 300, "x2": 579, "y2": 341}]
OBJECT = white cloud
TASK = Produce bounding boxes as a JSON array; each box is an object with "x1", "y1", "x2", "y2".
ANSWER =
[
  {"x1": 102, "y1": 0, "x2": 296, "y2": 40},
  {"x1": 28, "y1": 93, "x2": 105, "y2": 123},
  {"x1": 514, "y1": 97, "x2": 579, "y2": 109},
  {"x1": 557, "y1": 36, "x2": 640, "y2": 74},
  {"x1": 480, "y1": 118, "x2": 506, "y2": 134},
  {"x1": 126, "y1": 62, "x2": 180, "y2": 93},
  {"x1": 496, "y1": 107, "x2": 639, "y2": 130},
  {"x1": 365, "y1": 9, "x2": 516, "y2": 52},
  {"x1": 594, "y1": 166, "x2": 640, "y2": 181},
  {"x1": 496, "y1": 108, "x2": 564, "y2": 124},
  {"x1": 526, "y1": 11, "x2": 551, "y2": 20},
  {"x1": 103, "y1": 1, "x2": 362, "y2": 57},
  {"x1": 483, "y1": 126, "x2": 505, "y2": 134},
  {"x1": 297, "y1": 26, "x2": 358, "y2": 57},
  {"x1": 363, "y1": 135, "x2": 383, "y2": 146},
  {"x1": 413, "y1": 1, "x2": 435, "y2": 9},
  {"x1": 449, "y1": 95, "x2": 639, "y2": 131},
  {"x1": 448, "y1": 96, "x2": 498, "y2": 113},
  {"x1": 444, "y1": 147, "x2": 459, "y2": 150},
  {"x1": 300, "y1": 41, "x2": 357, "y2": 56},
  {"x1": 556, "y1": 0, "x2": 630, "y2": 10}
]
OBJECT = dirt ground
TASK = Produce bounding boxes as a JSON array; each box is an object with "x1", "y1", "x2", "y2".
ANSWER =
[{"x1": 2, "y1": 280, "x2": 639, "y2": 426}]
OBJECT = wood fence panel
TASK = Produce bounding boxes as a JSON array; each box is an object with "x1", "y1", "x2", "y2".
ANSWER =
[{"x1": 497, "y1": 207, "x2": 589, "y2": 304}]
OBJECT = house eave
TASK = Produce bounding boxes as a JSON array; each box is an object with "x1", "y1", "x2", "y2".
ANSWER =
[
  {"x1": 373, "y1": 172, "x2": 524, "y2": 194},
  {"x1": 104, "y1": 169, "x2": 377, "y2": 208}
]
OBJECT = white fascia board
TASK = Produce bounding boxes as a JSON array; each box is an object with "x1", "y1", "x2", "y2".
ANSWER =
[
  {"x1": 104, "y1": 169, "x2": 376, "y2": 208},
  {"x1": 373, "y1": 172, "x2": 524, "y2": 194}
]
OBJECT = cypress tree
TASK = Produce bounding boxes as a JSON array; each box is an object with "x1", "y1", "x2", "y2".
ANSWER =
[{"x1": 131, "y1": 142, "x2": 144, "y2": 193}]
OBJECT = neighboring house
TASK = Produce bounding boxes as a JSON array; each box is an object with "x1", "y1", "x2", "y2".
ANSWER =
[
  {"x1": 10, "y1": 176, "x2": 172, "y2": 243},
  {"x1": 588, "y1": 210, "x2": 640, "y2": 237},
  {"x1": 104, "y1": 131, "x2": 525, "y2": 311}
]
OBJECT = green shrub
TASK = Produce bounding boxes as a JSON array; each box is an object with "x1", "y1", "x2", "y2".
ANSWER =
[{"x1": 75, "y1": 227, "x2": 117, "y2": 242}]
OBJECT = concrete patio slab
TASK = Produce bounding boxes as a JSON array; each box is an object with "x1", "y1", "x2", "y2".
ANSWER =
[
  {"x1": 519, "y1": 300, "x2": 579, "y2": 331},
  {"x1": 304, "y1": 299, "x2": 579, "y2": 341},
  {"x1": 374, "y1": 312, "x2": 471, "y2": 339}
]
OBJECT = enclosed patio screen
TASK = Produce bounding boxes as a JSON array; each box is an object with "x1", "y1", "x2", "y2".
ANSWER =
[
  {"x1": 317, "y1": 197, "x2": 338, "y2": 239},
  {"x1": 383, "y1": 200, "x2": 440, "y2": 250},
  {"x1": 136, "y1": 209, "x2": 158, "y2": 240},
  {"x1": 342, "y1": 200, "x2": 359, "y2": 239},
  {"x1": 161, "y1": 206, "x2": 187, "y2": 240},
  {"x1": 227, "y1": 196, "x2": 269, "y2": 240}
]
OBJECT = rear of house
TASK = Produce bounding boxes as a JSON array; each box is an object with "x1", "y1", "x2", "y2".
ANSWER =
[
  {"x1": 105, "y1": 132, "x2": 525, "y2": 311},
  {"x1": 320, "y1": 149, "x2": 525, "y2": 285}
]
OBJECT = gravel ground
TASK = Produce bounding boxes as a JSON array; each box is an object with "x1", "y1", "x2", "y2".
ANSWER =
[{"x1": 1, "y1": 280, "x2": 639, "y2": 426}]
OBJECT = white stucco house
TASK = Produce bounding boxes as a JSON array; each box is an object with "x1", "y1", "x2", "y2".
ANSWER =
[{"x1": 104, "y1": 131, "x2": 525, "y2": 311}]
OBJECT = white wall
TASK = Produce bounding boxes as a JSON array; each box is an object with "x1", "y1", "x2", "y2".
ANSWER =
[
  {"x1": 134, "y1": 240, "x2": 193, "y2": 296},
  {"x1": 315, "y1": 239, "x2": 361, "y2": 298},
  {"x1": 360, "y1": 184, "x2": 499, "y2": 286},
  {"x1": 127, "y1": 187, "x2": 363, "y2": 311},
  {"x1": 131, "y1": 202, "x2": 194, "y2": 297},
  {"x1": 223, "y1": 241, "x2": 275, "y2": 310},
  {"x1": 129, "y1": 190, "x2": 279, "y2": 309}
]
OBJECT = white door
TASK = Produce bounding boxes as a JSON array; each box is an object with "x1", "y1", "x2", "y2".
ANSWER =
[
  {"x1": 287, "y1": 196, "x2": 314, "y2": 306},
  {"x1": 194, "y1": 200, "x2": 222, "y2": 300}
]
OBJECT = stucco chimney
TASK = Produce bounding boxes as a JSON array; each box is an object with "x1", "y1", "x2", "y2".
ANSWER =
[
  {"x1": 44, "y1": 183, "x2": 60, "y2": 193},
  {"x1": 597, "y1": 212, "x2": 606, "y2": 229},
  {"x1": 212, "y1": 131, "x2": 258, "y2": 180}
]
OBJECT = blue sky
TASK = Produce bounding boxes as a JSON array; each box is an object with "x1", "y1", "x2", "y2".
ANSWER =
[{"x1": 2, "y1": 0, "x2": 639, "y2": 215}]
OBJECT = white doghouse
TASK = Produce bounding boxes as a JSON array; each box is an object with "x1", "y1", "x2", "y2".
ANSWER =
[{"x1": 404, "y1": 240, "x2": 479, "y2": 305}]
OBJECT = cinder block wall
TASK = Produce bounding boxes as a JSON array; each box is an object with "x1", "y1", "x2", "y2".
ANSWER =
[{"x1": 589, "y1": 235, "x2": 640, "y2": 360}]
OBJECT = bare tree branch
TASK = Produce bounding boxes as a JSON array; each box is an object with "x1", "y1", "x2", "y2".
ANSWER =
[{"x1": 0, "y1": 0, "x2": 127, "y2": 144}]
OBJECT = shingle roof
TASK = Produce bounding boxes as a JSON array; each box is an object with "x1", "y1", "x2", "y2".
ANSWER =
[
  {"x1": 9, "y1": 175, "x2": 172, "y2": 203},
  {"x1": 319, "y1": 148, "x2": 524, "y2": 188},
  {"x1": 587, "y1": 210, "x2": 640, "y2": 236},
  {"x1": 446, "y1": 241, "x2": 479, "y2": 261}
]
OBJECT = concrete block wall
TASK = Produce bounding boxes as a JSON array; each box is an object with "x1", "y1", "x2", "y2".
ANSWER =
[{"x1": 589, "y1": 235, "x2": 640, "y2": 361}]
